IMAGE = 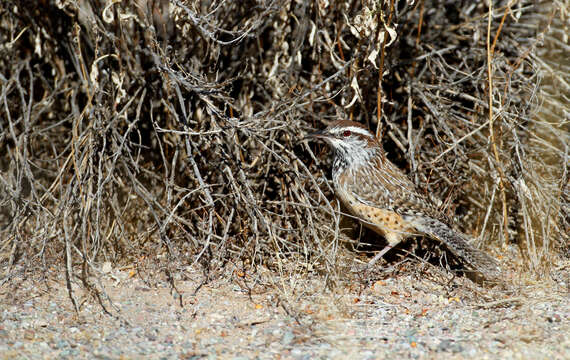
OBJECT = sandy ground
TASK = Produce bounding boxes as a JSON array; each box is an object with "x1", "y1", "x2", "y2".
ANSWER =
[{"x1": 1, "y1": 260, "x2": 569, "y2": 359}]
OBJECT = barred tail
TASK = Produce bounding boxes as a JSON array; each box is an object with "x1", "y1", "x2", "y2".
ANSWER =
[{"x1": 412, "y1": 217, "x2": 501, "y2": 281}]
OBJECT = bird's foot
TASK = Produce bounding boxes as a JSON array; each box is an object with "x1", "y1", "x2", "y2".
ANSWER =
[{"x1": 351, "y1": 245, "x2": 393, "y2": 273}]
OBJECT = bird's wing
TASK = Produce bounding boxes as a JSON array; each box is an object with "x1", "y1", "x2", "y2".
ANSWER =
[{"x1": 348, "y1": 157, "x2": 447, "y2": 222}]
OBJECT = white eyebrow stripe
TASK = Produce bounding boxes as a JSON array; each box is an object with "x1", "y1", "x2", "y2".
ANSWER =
[{"x1": 338, "y1": 126, "x2": 373, "y2": 137}]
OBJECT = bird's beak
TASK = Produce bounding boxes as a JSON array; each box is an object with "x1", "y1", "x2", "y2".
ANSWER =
[{"x1": 303, "y1": 129, "x2": 327, "y2": 141}]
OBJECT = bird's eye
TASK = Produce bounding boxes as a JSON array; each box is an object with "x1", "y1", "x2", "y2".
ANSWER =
[{"x1": 342, "y1": 130, "x2": 351, "y2": 137}]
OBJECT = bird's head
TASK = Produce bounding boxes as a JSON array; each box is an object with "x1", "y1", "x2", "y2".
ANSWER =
[{"x1": 304, "y1": 120, "x2": 382, "y2": 170}]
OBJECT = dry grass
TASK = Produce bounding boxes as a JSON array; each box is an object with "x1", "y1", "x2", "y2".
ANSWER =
[{"x1": 0, "y1": 0, "x2": 568, "y2": 311}]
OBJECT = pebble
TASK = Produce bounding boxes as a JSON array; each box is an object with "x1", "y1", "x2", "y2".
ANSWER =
[
  {"x1": 0, "y1": 275, "x2": 566, "y2": 359},
  {"x1": 281, "y1": 330, "x2": 295, "y2": 345}
]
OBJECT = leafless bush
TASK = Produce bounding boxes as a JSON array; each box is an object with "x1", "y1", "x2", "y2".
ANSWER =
[{"x1": 0, "y1": 0, "x2": 567, "y2": 307}]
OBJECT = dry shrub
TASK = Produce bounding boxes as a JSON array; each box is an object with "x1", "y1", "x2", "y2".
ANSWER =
[{"x1": 0, "y1": 0, "x2": 567, "y2": 306}]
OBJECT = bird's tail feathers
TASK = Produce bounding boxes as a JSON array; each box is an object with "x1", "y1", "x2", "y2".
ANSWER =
[{"x1": 412, "y1": 217, "x2": 501, "y2": 281}]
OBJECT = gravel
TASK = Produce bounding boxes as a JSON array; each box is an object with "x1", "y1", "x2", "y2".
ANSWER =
[{"x1": 1, "y1": 265, "x2": 568, "y2": 359}]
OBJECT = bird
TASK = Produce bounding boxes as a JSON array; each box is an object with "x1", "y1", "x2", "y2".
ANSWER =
[{"x1": 305, "y1": 120, "x2": 501, "y2": 280}]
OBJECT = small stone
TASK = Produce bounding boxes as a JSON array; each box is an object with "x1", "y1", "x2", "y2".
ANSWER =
[
  {"x1": 101, "y1": 262, "x2": 113, "y2": 273},
  {"x1": 437, "y1": 339, "x2": 463, "y2": 353},
  {"x1": 281, "y1": 330, "x2": 295, "y2": 345},
  {"x1": 36, "y1": 320, "x2": 49, "y2": 328},
  {"x1": 55, "y1": 340, "x2": 69, "y2": 349},
  {"x1": 547, "y1": 314, "x2": 561, "y2": 323},
  {"x1": 24, "y1": 330, "x2": 35, "y2": 340}
]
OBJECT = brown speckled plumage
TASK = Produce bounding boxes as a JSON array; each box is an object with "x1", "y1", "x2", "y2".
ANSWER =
[{"x1": 306, "y1": 120, "x2": 501, "y2": 280}]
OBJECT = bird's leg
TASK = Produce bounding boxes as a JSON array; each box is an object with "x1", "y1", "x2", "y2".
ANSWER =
[{"x1": 366, "y1": 244, "x2": 393, "y2": 268}]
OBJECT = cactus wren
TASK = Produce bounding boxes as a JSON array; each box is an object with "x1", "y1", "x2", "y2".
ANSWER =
[{"x1": 306, "y1": 120, "x2": 500, "y2": 280}]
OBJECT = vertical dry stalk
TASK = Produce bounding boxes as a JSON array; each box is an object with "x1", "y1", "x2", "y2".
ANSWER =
[{"x1": 0, "y1": 0, "x2": 566, "y2": 305}]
